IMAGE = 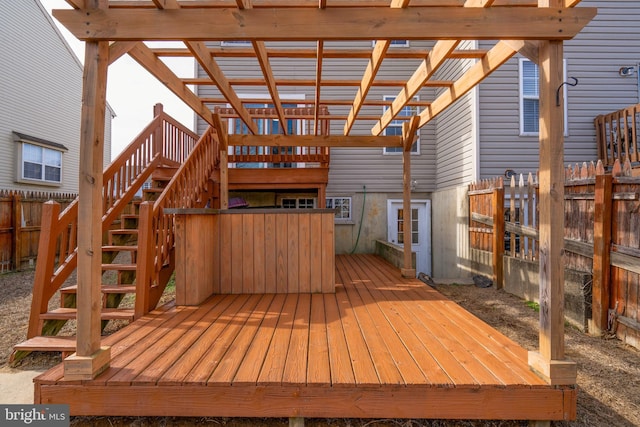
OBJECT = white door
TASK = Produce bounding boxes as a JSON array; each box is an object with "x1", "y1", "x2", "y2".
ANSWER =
[{"x1": 387, "y1": 200, "x2": 431, "y2": 276}]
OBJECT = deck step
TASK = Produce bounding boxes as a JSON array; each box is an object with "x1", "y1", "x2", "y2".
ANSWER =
[
  {"x1": 12, "y1": 336, "x2": 77, "y2": 354},
  {"x1": 40, "y1": 308, "x2": 135, "y2": 321},
  {"x1": 60, "y1": 284, "x2": 137, "y2": 295},
  {"x1": 102, "y1": 245, "x2": 138, "y2": 252},
  {"x1": 109, "y1": 229, "x2": 138, "y2": 236},
  {"x1": 102, "y1": 263, "x2": 137, "y2": 271}
]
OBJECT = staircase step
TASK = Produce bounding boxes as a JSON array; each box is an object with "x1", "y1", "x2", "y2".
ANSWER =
[
  {"x1": 60, "y1": 284, "x2": 137, "y2": 295},
  {"x1": 108, "y1": 229, "x2": 138, "y2": 245},
  {"x1": 103, "y1": 244, "x2": 137, "y2": 251},
  {"x1": 120, "y1": 214, "x2": 139, "y2": 228},
  {"x1": 102, "y1": 263, "x2": 137, "y2": 271},
  {"x1": 12, "y1": 336, "x2": 77, "y2": 354},
  {"x1": 40, "y1": 308, "x2": 135, "y2": 321},
  {"x1": 109, "y1": 229, "x2": 138, "y2": 236},
  {"x1": 152, "y1": 166, "x2": 179, "y2": 182}
]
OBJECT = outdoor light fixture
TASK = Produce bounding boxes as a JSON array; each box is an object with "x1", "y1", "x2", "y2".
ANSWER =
[{"x1": 619, "y1": 66, "x2": 636, "y2": 77}]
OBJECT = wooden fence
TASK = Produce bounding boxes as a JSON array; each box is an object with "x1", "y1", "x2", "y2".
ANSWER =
[
  {"x1": 0, "y1": 189, "x2": 76, "y2": 273},
  {"x1": 469, "y1": 159, "x2": 640, "y2": 348},
  {"x1": 594, "y1": 103, "x2": 640, "y2": 169}
]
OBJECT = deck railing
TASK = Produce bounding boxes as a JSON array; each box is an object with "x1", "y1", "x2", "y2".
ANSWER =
[
  {"x1": 595, "y1": 104, "x2": 640, "y2": 167},
  {"x1": 135, "y1": 126, "x2": 220, "y2": 316},
  {"x1": 216, "y1": 106, "x2": 331, "y2": 167},
  {"x1": 27, "y1": 109, "x2": 198, "y2": 338}
]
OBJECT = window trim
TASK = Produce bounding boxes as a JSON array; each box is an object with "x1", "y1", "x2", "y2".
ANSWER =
[
  {"x1": 220, "y1": 40, "x2": 252, "y2": 47},
  {"x1": 326, "y1": 196, "x2": 352, "y2": 222},
  {"x1": 371, "y1": 40, "x2": 409, "y2": 48},
  {"x1": 519, "y1": 58, "x2": 568, "y2": 137},
  {"x1": 13, "y1": 132, "x2": 66, "y2": 186},
  {"x1": 382, "y1": 95, "x2": 420, "y2": 155},
  {"x1": 281, "y1": 197, "x2": 316, "y2": 209}
]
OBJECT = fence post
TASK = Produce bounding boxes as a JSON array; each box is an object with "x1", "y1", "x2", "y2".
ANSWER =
[
  {"x1": 492, "y1": 182, "x2": 505, "y2": 289},
  {"x1": 591, "y1": 172, "x2": 613, "y2": 335},
  {"x1": 11, "y1": 192, "x2": 22, "y2": 271}
]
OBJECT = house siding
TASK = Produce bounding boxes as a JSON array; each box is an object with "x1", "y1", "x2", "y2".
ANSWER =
[
  {"x1": 478, "y1": 1, "x2": 640, "y2": 179},
  {"x1": 0, "y1": 0, "x2": 112, "y2": 193},
  {"x1": 433, "y1": 41, "x2": 478, "y2": 191}
]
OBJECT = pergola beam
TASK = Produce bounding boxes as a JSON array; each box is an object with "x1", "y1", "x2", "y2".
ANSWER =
[
  {"x1": 372, "y1": 0, "x2": 494, "y2": 136},
  {"x1": 414, "y1": 41, "x2": 518, "y2": 128},
  {"x1": 127, "y1": 42, "x2": 215, "y2": 126},
  {"x1": 229, "y1": 134, "x2": 403, "y2": 148},
  {"x1": 183, "y1": 78, "x2": 454, "y2": 87},
  {"x1": 343, "y1": 0, "x2": 410, "y2": 136},
  {"x1": 151, "y1": 47, "x2": 489, "y2": 59},
  {"x1": 147, "y1": 0, "x2": 258, "y2": 133},
  {"x1": 53, "y1": 7, "x2": 596, "y2": 41},
  {"x1": 188, "y1": 42, "x2": 259, "y2": 134},
  {"x1": 100, "y1": 0, "x2": 581, "y2": 7},
  {"x1": 237, "y1": 0, "x2": 289, "y2": 134},
  {"x1": 202, "y1": 98, "x2": 432, "y2": 107}
]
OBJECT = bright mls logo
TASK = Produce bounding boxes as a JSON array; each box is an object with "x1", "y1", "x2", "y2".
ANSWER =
[{"x1": 1, "y1": 405, "x2": 69, "y2": 426}]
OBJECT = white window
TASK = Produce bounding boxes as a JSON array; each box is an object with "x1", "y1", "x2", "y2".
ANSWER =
[
  {"x1": 14, "y1": 133, "x2": 66, "y2": 185},
  {"x1": 221, "y1": 41, "x2": 251, "y2": 47},
  {"x1": 281, "y1": 198, "x2": 316, "y2": 209},
  {"x1": 383, "y1": 95, "x2": 420, "y2": 154},
  {"x1": 326, "y1": 197, "x2": 351, "y2": 221},
  {"x1": 519, "y1": 58, "x2": 568, "y2": 136},
  {"x1": 372, "y1": 40, "x2": 409, "y2": 47}
]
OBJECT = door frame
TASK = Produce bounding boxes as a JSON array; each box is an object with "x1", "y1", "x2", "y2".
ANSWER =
[{"x1": 387, "y1": 199, "x2": 431, "y2": 276}]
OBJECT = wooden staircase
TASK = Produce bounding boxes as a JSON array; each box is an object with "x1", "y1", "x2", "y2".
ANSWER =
[
  {"x1": 11, "y1": 108, "x2": 217, "y2": 364},
  {"x1": 11, "y1": 166, "x2": 179, "y2": 362}
]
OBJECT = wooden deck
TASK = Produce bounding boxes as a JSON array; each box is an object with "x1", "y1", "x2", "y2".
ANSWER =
[{"x1": 34, "y1": 254, "x2": 576, "y2": 421}]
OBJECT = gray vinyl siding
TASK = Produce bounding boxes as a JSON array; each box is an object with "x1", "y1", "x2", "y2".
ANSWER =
[
  {"x1": 0, "y1": 1, "x2": 112, "y2": 192},
  {"x1": 433, "y1": 41, "x2": 478, "y2": 190},
  {"x1": 478, "y1": 1, "x2": 640, "y2": 179},
  {"x1": 195, "y1": 41, "x2": 437, "y2": 194}
]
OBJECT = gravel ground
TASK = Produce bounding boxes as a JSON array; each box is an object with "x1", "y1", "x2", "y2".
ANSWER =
[{"x1": 1, "y1": 269, "x2": 639, "y2": 426}]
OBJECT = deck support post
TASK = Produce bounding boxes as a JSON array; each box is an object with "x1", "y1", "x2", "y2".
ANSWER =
[
  {"x1": 400, "y1": 117, "x2": 419, "y2": 278},
  {"x1": 65, "y1": 0, "x2": 111, "y2": 380},
  {"x1": 213, "y1": 113, "x2": 229, "y2": 209},
  {"x1": 528, "y1": 31, "x2": 576, "y2": 385}
]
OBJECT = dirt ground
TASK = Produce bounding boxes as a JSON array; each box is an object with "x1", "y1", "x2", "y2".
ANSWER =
[{"x1": 1, "y1": 269, "x2": 639, "y2": 427}]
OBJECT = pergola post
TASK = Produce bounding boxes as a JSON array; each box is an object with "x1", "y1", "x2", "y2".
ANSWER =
[
  {"x1": 213, "y1": 113, "x2": 229, "y2": 209},
  {"x1": 527, "y1": 31, "x2": 577, "y2": 384},
  {"x1": 64, "y1": 0, "x2": 111, "y2": 380},
  {"x1": 401, "y1": 117, "x2": 419, "y2": 278}
]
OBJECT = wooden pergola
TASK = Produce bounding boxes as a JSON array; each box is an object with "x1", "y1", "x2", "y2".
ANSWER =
[{"x1": 52, "y1": 0, "x2": 594, "y2": 392}]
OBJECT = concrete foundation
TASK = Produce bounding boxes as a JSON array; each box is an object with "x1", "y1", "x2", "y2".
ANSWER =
[
  {"x1": 431, "y1": 185, "x2": 472, "y2": 278},
  {"x1": 502, "y1": 255, "x2": 592, "y2": 331},
  {"x1": 375, "y1": 239, "x2": 415, "y2": 271}
]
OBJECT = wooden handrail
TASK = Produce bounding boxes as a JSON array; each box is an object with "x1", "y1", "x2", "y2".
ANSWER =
[
  {"x1": 27, "y1": 110, "x2": 198, "y2": 338},
  {"x1": 217, "y1": 106, "x2": 331, "y2": 167},
  {"x1": 135, "y1": 126, "x2": 219, "y2": 316},
  {"x1": 595, "y1": 104, "x2": 640, "y2": 167}
]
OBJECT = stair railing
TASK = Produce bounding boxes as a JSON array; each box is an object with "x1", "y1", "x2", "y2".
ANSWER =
[
  {"x1": 27, "y1": 110, "x2": 198, "y2": 338},
  {"x1": 136, "y1": 126, "x2": 219, "y2": 317}
]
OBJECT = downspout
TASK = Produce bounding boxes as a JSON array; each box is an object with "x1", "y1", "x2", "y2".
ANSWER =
[{"x1": 349, "y1": 185, "x2": 366, "y2": 254}]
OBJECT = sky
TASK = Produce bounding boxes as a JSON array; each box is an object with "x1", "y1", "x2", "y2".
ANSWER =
[{"x1": 42, "y1": 0, "x2": 196, "y2": 160}]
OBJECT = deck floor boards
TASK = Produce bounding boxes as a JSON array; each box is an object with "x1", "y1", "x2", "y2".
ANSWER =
[{"x1": 35, "y1": 254, "x2": 576, "y2": 421}]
